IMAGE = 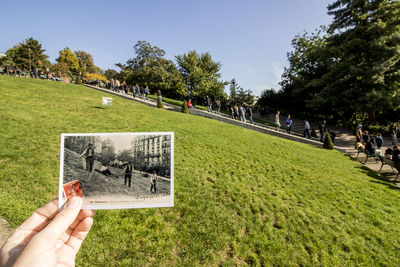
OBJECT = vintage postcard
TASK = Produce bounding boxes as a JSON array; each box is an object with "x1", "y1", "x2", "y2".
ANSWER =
[{"x1": 59, "y1": 132, "x2": 174, "y2": 209}]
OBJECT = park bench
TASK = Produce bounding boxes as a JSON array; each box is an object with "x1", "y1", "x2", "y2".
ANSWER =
[
  {"x1": 356, "y1": 147, "x2": 378, "y2": 163},
  {"x1": 378, "y1": 156, "x2": 400, "y2": 181}
]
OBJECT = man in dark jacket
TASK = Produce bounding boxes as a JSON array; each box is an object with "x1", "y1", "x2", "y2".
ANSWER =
[
  {"x1": 124, "y1": 162, "x2": 133, "y2": 187},
  {"x1": 80, "y1": 143, "x2": 95, "y2": 172}
]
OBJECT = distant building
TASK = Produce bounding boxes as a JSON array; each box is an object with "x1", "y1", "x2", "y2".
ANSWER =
[
  {"x1": 132, "y1": 135, "x2": 171, "y2": 176},
  {"x1": 0, "y1": 51, "x2": 5, "y2": 58}
]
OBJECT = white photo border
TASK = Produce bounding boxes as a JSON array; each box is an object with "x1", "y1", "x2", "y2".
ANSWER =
[{"x1": 58, "y1": 132, "x2": 174, "y2": 210}]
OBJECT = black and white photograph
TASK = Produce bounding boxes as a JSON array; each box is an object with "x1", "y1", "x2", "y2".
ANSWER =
[{"x1": 58, "y1": 132, "x2": 174, "y2": 209}]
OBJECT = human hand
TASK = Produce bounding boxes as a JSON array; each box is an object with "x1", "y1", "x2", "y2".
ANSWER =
[{"x1": 0, "y1": 197, "x2": 94, "y2": 267}]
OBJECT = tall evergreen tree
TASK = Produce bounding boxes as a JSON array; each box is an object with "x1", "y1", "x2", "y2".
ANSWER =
[{"x1": 310, "y1": 0, "x2": 400, "y2": 123}]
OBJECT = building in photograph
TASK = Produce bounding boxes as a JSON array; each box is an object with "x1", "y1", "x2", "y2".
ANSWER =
[{"x1": 132, "y1": 135, "x2": 171, "y2": 177}]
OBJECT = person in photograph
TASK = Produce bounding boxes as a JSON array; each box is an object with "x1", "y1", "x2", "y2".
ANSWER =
[
  {"x1": 150, "y1": 171, "x2": 158, "y2": 193},
  {"x1": 80, "y1": 143, "x2": 95, "y2": 172},
  {"x1": 124, "y1": 162, "x2": 133, "y2": 187},
  {"x1": 95, "y1": 164, "x2": 117, "y2": 178}
]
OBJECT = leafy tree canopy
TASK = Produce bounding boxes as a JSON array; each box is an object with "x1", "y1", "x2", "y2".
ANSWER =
[{"x1": 56, "y1": 48, "x2": 80, "y2": 74}]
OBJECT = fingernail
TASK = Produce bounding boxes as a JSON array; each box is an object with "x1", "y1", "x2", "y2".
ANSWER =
[{"x1": 67, "y1": 197, "x2": 82, "y2": 209}]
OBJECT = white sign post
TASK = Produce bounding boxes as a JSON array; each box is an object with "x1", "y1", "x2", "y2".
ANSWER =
[{"x1": 102, "y1": 97, "x2": 112, "y2": 107}]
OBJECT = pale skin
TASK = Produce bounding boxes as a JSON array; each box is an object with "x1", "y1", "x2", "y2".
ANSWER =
[{"x1": 0, "y1": 197, "x2": 94, "y2": 267}]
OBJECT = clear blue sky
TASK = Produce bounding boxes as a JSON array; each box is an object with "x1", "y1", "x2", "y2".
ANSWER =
[{"x1": 0, "y1": 0, "x2": 333, "y2": 96}]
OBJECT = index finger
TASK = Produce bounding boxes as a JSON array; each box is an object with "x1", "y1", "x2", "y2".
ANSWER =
[{"x1": 17, "y1": 198, "x2": 59, "y2": 232}]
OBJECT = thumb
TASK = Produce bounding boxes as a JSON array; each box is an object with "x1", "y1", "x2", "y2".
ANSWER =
[{"x1": 41, "y1": 197, "x2": 83, "y2": 239}]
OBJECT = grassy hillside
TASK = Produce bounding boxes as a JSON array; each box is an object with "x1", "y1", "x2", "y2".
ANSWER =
[{"x1": 0, "y1": 76, "x2": 399, "y2": 266}]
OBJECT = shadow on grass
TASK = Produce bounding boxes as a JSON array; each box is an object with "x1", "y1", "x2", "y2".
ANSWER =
[
  {"x1": 91, "y1": 106, "x2": 106, "y2": 109},
  {"x1": 355, "y1": 165, "x2": 399, "y2": 190}
]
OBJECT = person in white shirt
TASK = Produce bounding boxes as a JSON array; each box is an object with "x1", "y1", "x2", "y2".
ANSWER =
[
  {"x1": 80, "y1": 143, "x2": 95, "y2": 172},
  {"x1": 304, "y1": 119, "x2": 311, "y2": 139}
]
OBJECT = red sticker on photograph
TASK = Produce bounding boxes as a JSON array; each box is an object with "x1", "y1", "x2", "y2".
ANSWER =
[{"x1": 63, "y1": 180, "x2": 83, "y2": 199}]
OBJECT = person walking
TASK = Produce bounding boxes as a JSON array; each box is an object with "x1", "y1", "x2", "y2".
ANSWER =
[
  {"x1": 215, "y1": 100, "x2": 221, "y2": 114},
  {"x1": 304, "y1": 119, "x2": 311, "y2": 138},
  {"x1": 80, "y1": 143, "x2": 95, "y2": 172},
  {"x1": 206, "y1": 95, "x2": 212, "y2": 112},
  {"x1": 124, "y1": 162, "x2": 133, "y2": 187},
  {"x1": 233, "y1": 104, "x2": 239, "y2": 120},
  {"x1": 286, "y1": 114, "x2": 292, "y2": 134},
  {"x1": 319, "y1": 120, "x2": 327, "y2": 142},
  {"x1": 241, "y1": 105, "x2": 247, "y2": 122},
  {"x1": 247, "y1": 105, "x2": 254, "y2": 124},
  {"x1": 274, "y1": 111, "x2": 281, "y2": 131},
  {"x1": 390, "y1": 122, "x2": 398, "y2": 145},
  {"x1": 230, "y1": 107, "x2": 235, "y2": 119},
  {"x1": 150, "y1": 171, "x2": 158, "y2": 193},
  {"x1": 145, "y1": 86, "x2": 149, "y2": 100}
]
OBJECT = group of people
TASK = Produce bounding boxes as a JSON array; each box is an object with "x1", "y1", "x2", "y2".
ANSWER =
[
  {"x1": 103, "y1": 80, "x2": 151, "y2": 100},
  {"x1": 354, "y1": 123, "x2": 400, "y2": 174},
  {"x1": 79, "y1": 143, "x2": 159, "y2": 193},
  {"x1": 1, "y1": 64, "x2": 69, "y2": 82},
  {"x1": 273, "y1": 111, "x2": 336, "y2": 142},
  {"x1": 205, "y1": 95, "x2": 222, "y2": 115},
  {"x1": 230, "y1": 104, "x2": 254, "y2": 124}
]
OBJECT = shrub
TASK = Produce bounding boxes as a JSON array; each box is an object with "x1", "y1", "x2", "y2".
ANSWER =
[
  {"x1": 157, "y1": 97, "x2": 164, "y2": 109},
  {"x1": 181, "y1": 101, "x2": 189, "y2": 113},
  {"x1": 323, "y1": 134, "x2": 334, "y2": 149},
  {"x1": 311, "y1": 128, "x2": 318, "y2": 138},
  {"x1": 85, "y1": 73, "x2": 107, "y2": 83}
]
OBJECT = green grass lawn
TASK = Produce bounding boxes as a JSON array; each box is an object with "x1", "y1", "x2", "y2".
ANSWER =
[{"x1": 1, "y1": 76, "x2": 400, "y2": 266}]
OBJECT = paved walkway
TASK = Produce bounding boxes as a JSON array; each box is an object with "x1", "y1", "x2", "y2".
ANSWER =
[{"x1": 85, "y1": 84, "x2": 399, "y2": 185}]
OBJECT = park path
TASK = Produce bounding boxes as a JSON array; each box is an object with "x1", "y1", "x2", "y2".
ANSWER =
[{"x1": 86, "y1": 84, "x2": 399, "y2": 184}]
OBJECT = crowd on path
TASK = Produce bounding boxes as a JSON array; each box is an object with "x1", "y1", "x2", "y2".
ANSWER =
[
  {"x1": 354, "y1": 123, "x2": 400, "y2": 171},
  {"x1": 1, "y1": 64, "x2": 76, "y2": 83}
]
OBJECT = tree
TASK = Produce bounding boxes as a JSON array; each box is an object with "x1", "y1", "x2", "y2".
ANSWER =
[
  {"x1": 176, "y1": 50, "x2": 226, "y2": 102},
  {"x1": 323, "y1": 133, "x2": 334, "y2": 149},
  {"x1": 157, "y1": 97, "x2": 164, "y2": 109},
  {"x1": 279, "y1": 28, "x2": 329, "y2": 113},
  {"x1": 1, "y1": 37, "x2": 48, "y2": 71},
  {"x1": 116, "y1": 41, "x2": 186, "y2": 98},
  {"x1": 181, "y1": 101, "x2": 189, "y2": 113},
  {"x1": 56, "y1": 48, "x2": 80, "y2": 75},
  {"x1": 117, "y1": 149, "x2": 133, "y2": 163},
  {"x1": 74, "y1": 50, "x2": 102, "y2": 74},
  {"x1": 100, "y1": 139, "x2": 116, "y2": 164},
  {"x1": 228, "y1": 79, "x2": 254, "y2": 106},
  {"x1": 310, "y1": 0, "x2": 400, "y2": 123},
  {"x1": 105, "y1": 69, "x2": 118, "y2": 80}
]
